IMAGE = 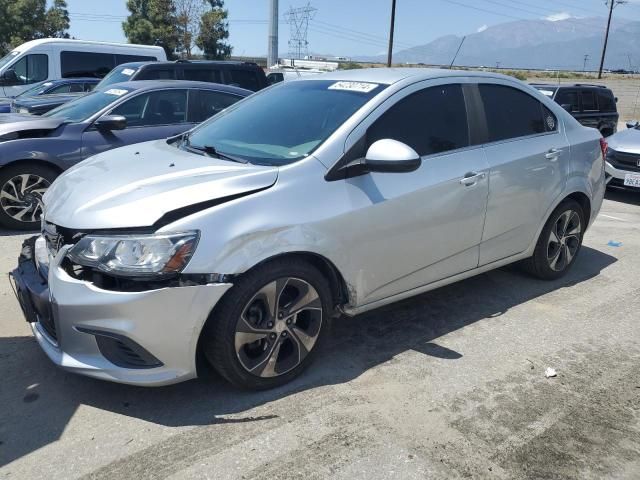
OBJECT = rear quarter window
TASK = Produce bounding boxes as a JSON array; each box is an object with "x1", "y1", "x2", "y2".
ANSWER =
[
  {"x1": 597, "y1": 90, "x2": 616, "y2": 113},
  {"x1": 227, "y1": 69, "x2": 261, "y2": 91}
]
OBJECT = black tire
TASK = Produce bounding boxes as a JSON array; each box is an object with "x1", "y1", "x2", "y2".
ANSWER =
[
  {"x1": 201, "y1": 258, "x2": 333, "y2": 390},
  {"x1": 522, "y1": 199, "x2": 585, "y2": 280},
  {"x1": 0, "y1": 163, "x2": 58, "y2": 231}
]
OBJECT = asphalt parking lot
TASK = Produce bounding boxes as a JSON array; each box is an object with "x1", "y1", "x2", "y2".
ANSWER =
[{"x1": 0, "y1": 189, "x2": 639, "y2": 479}]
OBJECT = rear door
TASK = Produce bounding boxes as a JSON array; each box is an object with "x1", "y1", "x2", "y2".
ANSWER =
[
  {"x1": 478, "y1": 82, "x2": 568, "y2": 265},
  {"x1": 81, "y1": 89, "x2": 196, "y2": 158},
  {"x1": 336, "y1": 80, "x2": 490, "y2": 304},
  {"x1": 188, "y1": 89, "x2": 245, "y2": 123}
]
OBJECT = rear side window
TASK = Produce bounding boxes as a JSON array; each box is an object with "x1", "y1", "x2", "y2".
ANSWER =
[
  {"x1": 479, "y1": 84, "x2": 549, "y2": 142},
  {"x1": 115, "y1": 54, "x2": 157, "y2": 64},
  {"x1": 61, "y1": 51, "x2": 115, "y2": 78},
  {"x1": 581, "y1": 91, "x2": 598, "y2": 111},
  {"x1": 190, "y1": 90, "x2": 242, "y2": 122},
  {"x1": 227, "y1": 69, "x2": 260, "y2": 91},
  {"x1": 183, "y1": 67, "x2": 222, "y2": 83},
  {"x1": 137, "y1": 68, "x2": 176, "y2": 80},
  {"x1": 367, "y1": 84, "x2": 469, "y2": 156},
  {"x1": 597, "y1": 90, "x2": 616, "y2": 113},
  {"x1": 555, "y1": 90, "x2": 580, "y2": 113}
]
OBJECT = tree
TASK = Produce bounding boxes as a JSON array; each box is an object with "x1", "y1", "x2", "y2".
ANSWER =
[
  {"x1": 122, "y1": 0, "x2": 179, "y2": 59},
  {"x1": 174, "y1": 0, "x2": 206, "y2": 58},
  {"x1": 196, "y1": 0, "x2": 231, "y2": 60},
  {"x1": 0, "y1": 0, "x2": 70, "y2": 55}
]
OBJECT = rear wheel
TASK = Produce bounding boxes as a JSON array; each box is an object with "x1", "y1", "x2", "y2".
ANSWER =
[
  {"x1": 523, "y1": 199, "x2": 585, "y2": 280},
  {"x1": 0, "y1": 164, "x2": 58, "y2": 230},
  {"x1": 202, "y1": 259, "x2": 332, "y2": 390}
]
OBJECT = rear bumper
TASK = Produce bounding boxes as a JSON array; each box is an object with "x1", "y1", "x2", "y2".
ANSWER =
[{"x1": 11, "y1": 236, "x2": 232, "y2": 386}]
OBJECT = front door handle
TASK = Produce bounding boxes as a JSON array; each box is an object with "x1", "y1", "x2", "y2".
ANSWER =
[
  {"x1": 545, "y1": 148, "x2": 563, "y2": 160},
  {"x1": 459, "y1": 171, "x2": 486, "y2": 186}
]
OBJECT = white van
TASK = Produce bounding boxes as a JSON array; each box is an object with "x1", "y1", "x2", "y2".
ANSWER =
[{"x1": 0, "y1": 39, "x2": 166, "y2": 97}]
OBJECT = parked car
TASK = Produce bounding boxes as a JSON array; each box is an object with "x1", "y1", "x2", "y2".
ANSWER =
[
  {"x1": 11, "y1": 92, "x2": 88, "y2": 115},
  {"x1": 266, "y1": 68, "x2": 324, "y2": 84},
  {"x1": 97, "y1": 60, "x2": 269, "y2": 92},
  {"x1": 9, "y1": 69, "x2": 606, "y2": 389},
  {"x1": 531, "y1": 83, "x2": 619, "y2": 137},
  {"x1": 604, "y1": 120, "x2": 640, "y2": 190},
  {"x1": 0, "y1": 78, "x2": 99, "y2": 113},
  {"x1": 0, "y1": 80, "x2": 250, "y2": 229},
  {"x1": 0, "y1": 38, "x2": 165, "y2": 98}
]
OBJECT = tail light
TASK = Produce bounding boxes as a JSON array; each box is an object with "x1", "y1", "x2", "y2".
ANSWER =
[{"x1": 599, "y1": 137, "x2": 608, "y2": 158}]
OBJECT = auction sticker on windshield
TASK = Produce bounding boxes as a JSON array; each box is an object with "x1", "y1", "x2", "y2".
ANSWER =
[
  {"x1": 328, "y1": 81, "x2": 379, "y2": 93},
  {"x1": 105, "y1": 89, "x2": 128, "y2": 96},
  {"x1": 121, "y1": 68, "x2": 135, "y2": 76}
]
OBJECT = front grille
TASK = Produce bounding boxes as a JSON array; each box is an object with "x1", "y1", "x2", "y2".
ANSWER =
[{"x1": 608, "y1": 150, "x2": 640, "y2": 172}]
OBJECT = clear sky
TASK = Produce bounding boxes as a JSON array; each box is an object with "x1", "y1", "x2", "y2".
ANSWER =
[{"x1": 63, "y1": 0, "x2": 640, "y2": 57}]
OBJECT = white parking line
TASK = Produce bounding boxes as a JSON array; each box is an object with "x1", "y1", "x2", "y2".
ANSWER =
[{"x1": 600, "y1": 214, "x2": 627, "y2": 221}]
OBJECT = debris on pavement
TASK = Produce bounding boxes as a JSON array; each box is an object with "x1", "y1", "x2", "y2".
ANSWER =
[
  {"x1": 607, "y1": 240, "x2": 623, "y2": 247},
  {"x1": 545, "y1": 367, "x2": 558, "y2": 378}
]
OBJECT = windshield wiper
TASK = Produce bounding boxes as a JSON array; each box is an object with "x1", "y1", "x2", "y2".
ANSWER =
[{"x1": 180, "y1": 133, "x2": 247, "y2": 164}]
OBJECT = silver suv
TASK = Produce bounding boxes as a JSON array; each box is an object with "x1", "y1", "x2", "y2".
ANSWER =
[{"x1": 11, "y1": 69, "x2": 606, "y2": 390}]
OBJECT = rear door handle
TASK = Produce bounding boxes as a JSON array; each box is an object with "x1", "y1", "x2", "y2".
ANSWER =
[
  {"x1": 459, "y1": 171, "x2": 486, "y2": 186},
  {"x1": 545, "y1": 148, "x2": 564, "y2": 160}
]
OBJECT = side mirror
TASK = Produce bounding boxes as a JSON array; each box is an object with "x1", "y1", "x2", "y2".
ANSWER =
[
  {"x1": 0, "y1": 69, "x2": 19, "y2": 86},
  {"x1": 363, "y1": 139, "x2": 421, "y2": 173},
  {"x1": 626, "y1": 120, "x2": 639, "y2": 129},
  {"x1": 94, "y1": 114, "x2": 127, "y2": 131},
  {"x1": 560, "y1": 104, "x2": 572, "y2": 113}
]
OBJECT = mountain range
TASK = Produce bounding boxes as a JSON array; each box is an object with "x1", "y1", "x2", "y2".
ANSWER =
[{"x1": 356, "y1": 17, "x2": 640, "y2": 71}]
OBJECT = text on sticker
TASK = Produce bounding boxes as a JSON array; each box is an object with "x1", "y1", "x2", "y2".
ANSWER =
[
  {"x1": 105, "y1": 89, "x2": 128, "y2": 96},
  {"x1": 328, "y1": 81, "x2": 379, "y2": 93},
  {"x1": 121, "y1": 68, "x2": 135, "y2": 76}
]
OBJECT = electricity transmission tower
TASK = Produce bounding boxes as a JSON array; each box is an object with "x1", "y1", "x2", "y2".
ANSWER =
[
  {"x1": 583, "y1": 54, "x2": 589, "y2": 72},
  {"x1": 598, "y1": 0, "x2": 627, "y2": 79},
  {"x1": 285, "y1": 3, "x2": 317, "y2": 59}
]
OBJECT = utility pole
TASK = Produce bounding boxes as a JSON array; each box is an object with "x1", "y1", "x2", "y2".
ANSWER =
[
  {"x1": 267, "y1": 0, "x2": 278, "y2": 68},
  {"x1": 598, "y1": 0, "x2": 627, "y2": 79},
  {"x1": 386, "y1": 0, "x2": 397, "y2": 67},
  {"x1": 449, "y1": 36, "x2": 466, "y2": 69},
  {"x1": 583, "y1": 54, "x2": 589, "y2": 72}
]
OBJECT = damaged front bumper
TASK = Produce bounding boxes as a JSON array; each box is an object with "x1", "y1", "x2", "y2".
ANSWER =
[{"x1": 10, "y1": 236, "x2": 232, "y2": 386}]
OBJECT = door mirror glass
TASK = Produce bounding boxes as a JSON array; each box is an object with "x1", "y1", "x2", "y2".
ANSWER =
[
  {"x1": 364, "y1": 139, "x2": 421, "y2": 173},
  {"x1": 626, "y1": 120, "x2": 639, "y2": 129},
  {"x1": 0, "y1": 69, "x2": 19, "y2": 86},
  {"x1": 94, "y1": 114, "x2": 127, "y2": 131}
]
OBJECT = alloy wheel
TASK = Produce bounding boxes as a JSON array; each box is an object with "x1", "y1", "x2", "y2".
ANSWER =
[
  {"x1": 547, "y1": 209, "x2": 581, "y2": 272},
  {"x1": 234, "y1": 277, "x2": 323, "y2": 378},
  {"x1": 0, "y1": 174, "x2": 50, "y2": 223}
]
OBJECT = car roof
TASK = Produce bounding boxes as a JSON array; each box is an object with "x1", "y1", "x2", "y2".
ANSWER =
[
  {"x1": 299, "y1": 67, "x2": 521, "y2": 85},
  {"x1": 116, "y1": 60, "x2": 262, "y2": 69},
  {"x1": 103, "y1": 80, "x2": 252, "y2": 96},
  {"x1": 532, "y1": 82, "x2": 611, "y2": 90},
  {"x1": 49, "y1": 77, "x2": 100, "y2": 83}
]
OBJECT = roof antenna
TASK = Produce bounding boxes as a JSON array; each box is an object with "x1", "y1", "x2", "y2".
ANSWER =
[{"x1": 449, "y1": 36, "x2": 466, "y2": 69}]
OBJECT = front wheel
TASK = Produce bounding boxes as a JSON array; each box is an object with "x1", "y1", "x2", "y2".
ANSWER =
[
  {"x1": 202, "y1": 259, "x2": 332, "y2": 390},
  {"x1": 0, "y1": 164, "x2": 58, "y2": 230},
  {"x1": 523, "y1": 199, "x2": 585, "y2": 280}
]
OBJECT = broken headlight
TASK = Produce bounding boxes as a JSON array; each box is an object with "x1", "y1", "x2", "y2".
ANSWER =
[{"x1": 67, "y1": 231, "x2": 199, "y2": 277}]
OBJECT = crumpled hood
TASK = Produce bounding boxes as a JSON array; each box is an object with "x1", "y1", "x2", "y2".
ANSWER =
[
  {"x1": 0, "y1": 113, "x2": 64, "y2": 136},
  {"x1": 607, "y1": 127, "x2": 640, "y2": 154},
  {"x1": 44, "y1": 139, "x2": 279, "y2": 229}
]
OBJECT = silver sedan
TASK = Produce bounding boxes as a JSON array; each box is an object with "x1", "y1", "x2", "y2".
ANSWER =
[{"x1": 11, "y1": 68, "x2": 606, "y2": 389}]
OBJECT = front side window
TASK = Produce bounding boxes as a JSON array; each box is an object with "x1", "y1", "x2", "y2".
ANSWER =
[
  {"x1": 61, "y1": 51, "x2": 115, "y2": 78},
  {"x1": 366, "y1": 84, "x2": 469, "y2": 157},
  {"x1": 186, "y1": 80, "x2": 385, "y2": 165},
  {"x1": 48, "y1": 84, "x2": 72, "y2": 94},
  {"x1": 479, "y1": 84, "x2": 550, "y2": 142},
  {"x1": 111, "y1": 89, "x2": 187, "y2": 127},
  {"x1": 227, "y1": 69, "x2": 260, "y2": 91},
  {"x1": 581, "y1": 91, "x2": 598, "y2": 111},
  {"x1": 10, "y1": 54, "x2": 48, "y2": 85}
]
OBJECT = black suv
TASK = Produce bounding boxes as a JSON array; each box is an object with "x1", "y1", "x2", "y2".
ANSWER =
[
  {"x1": 97, "y1": 60, "x2": 268, "y2": 92},
  {"x1": 532, "y1": 83, "x2": 618, "y2": 137}
]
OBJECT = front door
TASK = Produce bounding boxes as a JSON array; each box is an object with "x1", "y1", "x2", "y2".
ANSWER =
[
  {"x1": 477, "y1": 83, "x2": 568, "y2": 265},
  {"x1": 81, "y1": 89, "x2": 195, "y2": 159},
  {"x1": 337, "y1": 82, "x2": 490, "y2": 305}
]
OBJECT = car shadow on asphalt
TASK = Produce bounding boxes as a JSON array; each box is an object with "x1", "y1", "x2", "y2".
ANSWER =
[
  {"x1": 0, "y1": 246, "x2": 617, "y2": 467},
  {"x1": 605, "y1": 187, "x2": 640, "y2": 206}
]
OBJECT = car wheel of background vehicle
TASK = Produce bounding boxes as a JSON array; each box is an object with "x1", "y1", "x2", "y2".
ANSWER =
[
  {"x1": 202, "y1": 258, "x2": 332, "y2": 390},
  {"x1": 0, "y1": 164, "x2": 57, "y2": 230},
  {"x1": 522, "y1": 199, "x2": 585, "y2": 280}
]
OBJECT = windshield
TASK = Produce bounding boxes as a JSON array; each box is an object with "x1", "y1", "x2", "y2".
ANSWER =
[
  {"x1": 43, "y1": 87, "x2": 132, "y2": 122},
  {"x1": 16, "y1": 81, "x2": 51, "y2": 98},
  {"x1": 533, "y1": 86, "x2": 557, "y2": 98},
  {"x1": 96, "y1": 65, "x2": 139, "y2": 89},
  {"x1": 0, "y1": 51, "x2": 19, "y2": 71},
  {"x1": 186, "y1": 80, "x2": 386, "y2": 165}
]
